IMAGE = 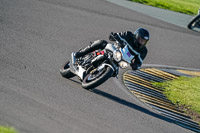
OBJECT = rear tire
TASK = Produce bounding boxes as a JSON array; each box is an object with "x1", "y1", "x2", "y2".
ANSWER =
[
  {"x1": 187, "y1": 15, "x2": 200, "y2": 29},
  {"x1": 60, "y1": 61, "x2": 75, "y2": 78},
  {"x1": 82, "y1": 66, "x2": 114, "y2": 89}
]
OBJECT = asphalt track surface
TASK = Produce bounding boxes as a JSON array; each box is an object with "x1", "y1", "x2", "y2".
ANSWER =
[{"x1": 0, "y1": 0, "x2": 200, "y2": 133}]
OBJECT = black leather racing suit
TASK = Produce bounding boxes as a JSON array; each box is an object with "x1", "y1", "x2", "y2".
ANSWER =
[
  {"x1": 75, "y1": 31, "x2": 148, "y2": 70},
  {"x1": 113, "y1": 31, "x2": 148, "y2": 70}
]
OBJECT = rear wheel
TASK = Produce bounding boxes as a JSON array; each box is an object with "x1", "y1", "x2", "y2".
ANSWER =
[
  {"x1": 60, "y1": 61, "x2": 75, "y2": 78},
  {"x1": 82, "y1": 66, "x2": 114, "y2": 89}
]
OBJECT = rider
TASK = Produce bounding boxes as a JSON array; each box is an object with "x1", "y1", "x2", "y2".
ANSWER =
[{"x1": 71, "y1": 28, "x2": 150, "y2": 70}]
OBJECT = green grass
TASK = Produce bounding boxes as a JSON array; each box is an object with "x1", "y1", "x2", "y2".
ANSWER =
[
  {"x1": 0, "y1": 126, "x2": 18, "y2": 133},
  {"x1": 131, "y1": 0, "x2": 200, "y2": 15},
  {"x1": 152, "y1": 76, "x2": 200, "y2": 114}
]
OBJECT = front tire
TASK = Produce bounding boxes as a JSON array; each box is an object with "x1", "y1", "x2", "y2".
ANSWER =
[
  {"x1": 82, "y1": 66, "x2": 114, "y2": 89},
  {"x1": 187, "y1": 15, "x2": 200, "y2": 29},
  {"x1": 60, "y1": 61, "x2": 75, "y2": 78}
]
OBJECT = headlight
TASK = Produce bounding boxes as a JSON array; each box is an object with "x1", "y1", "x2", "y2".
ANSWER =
[
  {"x1": 119, "y1": 61, "x2": 128, "y2": 68},
  {"x1": 113, "y1": 50, "x2": 122, "y2": 62}
]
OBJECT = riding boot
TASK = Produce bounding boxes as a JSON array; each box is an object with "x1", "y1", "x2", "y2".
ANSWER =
[{"x1": 75, "y1": 40, "x2": 107, "y2": 58}]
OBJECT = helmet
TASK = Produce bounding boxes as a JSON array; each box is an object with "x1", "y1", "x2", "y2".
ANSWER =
[{"x1": 134, "y1": 28, "x2": 150, "y2": 49}]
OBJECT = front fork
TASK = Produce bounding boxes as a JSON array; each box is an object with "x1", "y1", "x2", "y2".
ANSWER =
[
  {"x1": 104, "y1": 54, "x2": 119, "y2": 78},
  {"x1": 91, "y1": 53, "x2": 119, "y2": 79}
]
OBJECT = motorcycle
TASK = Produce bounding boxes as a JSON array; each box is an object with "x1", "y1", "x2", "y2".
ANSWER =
[
  {"x1": 187, "y1": 9, "x2": 200, "y2": 30},
  {"x1": 60, "y1": 35, "x2": 138, "y2": 89}
]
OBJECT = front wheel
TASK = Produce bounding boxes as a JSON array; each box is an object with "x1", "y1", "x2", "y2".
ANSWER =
[
  {"x1": 60, "y1": 61, "x2": 75, "y2": 78},
  {"x1": 187, "y1": 15, "x2": 200, "y2": 29},
  {"x1": 82, "y1": 66, "x2": 114, "y2": 89}
]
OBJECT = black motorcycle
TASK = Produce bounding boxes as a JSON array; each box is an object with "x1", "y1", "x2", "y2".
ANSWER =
[
  {"x1": 60, "y1": 35, "x2": 138, "y2": 89},
  {"x1": 188, "y1": 9, "x2": 200, "y2": 30}
]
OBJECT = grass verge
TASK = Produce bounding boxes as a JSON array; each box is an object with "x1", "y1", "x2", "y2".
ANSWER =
[
  {"x1": 152, "y1": 76, "x2": 200, "y2": 123},
  {"x1": 0, "y1": 126, "x2": 18, "y2": 133},
  {"x1": 130, "y1": 0, "x2": 200, "y2": 15}
]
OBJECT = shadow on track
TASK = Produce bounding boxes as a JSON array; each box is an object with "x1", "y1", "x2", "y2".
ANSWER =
[
  {"x1": 90, "y1": 88, "x2": 175, "y2": 124},
  {"x1": 68, "y1": 78, "x2": 175, "y2": 125}
]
